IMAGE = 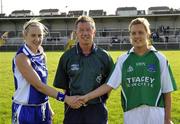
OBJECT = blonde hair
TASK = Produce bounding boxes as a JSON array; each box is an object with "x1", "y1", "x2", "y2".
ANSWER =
[
  {"x1": 23, "y1": 18, "x2": 48, "y2": 36},
  {"x1": 129, "y1": 18, "x2": 152, "y2": 45},
  {"x1": 129, "y1": 18, "x2": 151, "y2": 36},
  {"x1": 74, "y1": 15, "x2": 96, "y2": 30}
]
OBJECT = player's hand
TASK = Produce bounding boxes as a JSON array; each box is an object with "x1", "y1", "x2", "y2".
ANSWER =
[
  {"x1": 76, "y1": 95, "x2": 89, "y2": 104},
  {"x1": 64, "y1": 95, "x2": 84, "y2": 109}
]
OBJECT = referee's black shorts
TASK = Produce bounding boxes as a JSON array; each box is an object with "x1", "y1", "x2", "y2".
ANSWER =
[{"x1": 63, "y1": 103, "x2": 108, "y2": 124}]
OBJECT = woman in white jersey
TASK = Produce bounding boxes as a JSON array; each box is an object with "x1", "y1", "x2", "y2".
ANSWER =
[
  {"x1": 77, "y1": 18, "x2": 177, "y2": 124},
  {"x1": 12, "y1": 18, "x2": 83, "y2": 124}
]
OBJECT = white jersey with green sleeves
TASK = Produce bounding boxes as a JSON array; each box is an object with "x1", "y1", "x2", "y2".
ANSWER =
[{"x1": 107, "y1": 46, "x2": 177, "y2": 112}]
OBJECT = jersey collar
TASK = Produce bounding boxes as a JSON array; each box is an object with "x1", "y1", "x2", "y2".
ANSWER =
[
  {"x1": 24, "y1": 44, "x2": 43, "y2": 56},
  {"x1": 128, "y1": 46, "x2": 158, "y2": 54},
  {"x1": 76, "y1": 42, "x2": 98, "y2": 56}
]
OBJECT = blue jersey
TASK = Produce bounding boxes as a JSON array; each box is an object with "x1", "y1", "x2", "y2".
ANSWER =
[{"x1": 12, "y1": 44, "x2": 48, "y2": 104}]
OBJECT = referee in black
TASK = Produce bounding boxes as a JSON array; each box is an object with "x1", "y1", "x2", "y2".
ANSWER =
[{"x1": 53, "y1": 15, "x2": 114, "y2": 124}]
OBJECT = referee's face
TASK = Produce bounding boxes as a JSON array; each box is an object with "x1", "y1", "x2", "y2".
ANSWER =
[{"x1": 76, "y1": 22, "x2": 96, "y2": 46}]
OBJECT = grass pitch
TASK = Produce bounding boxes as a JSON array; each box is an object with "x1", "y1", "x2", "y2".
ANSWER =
[{"x1": 0, "y1": 51, "x2": 179, "y2": 124}]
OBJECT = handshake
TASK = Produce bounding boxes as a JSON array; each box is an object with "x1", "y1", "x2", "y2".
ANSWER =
[{"x1": 64, "y1": 95, "x2": 89, "y2": 109}]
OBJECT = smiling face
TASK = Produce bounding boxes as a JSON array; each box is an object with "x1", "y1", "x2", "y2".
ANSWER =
[
  {"x1": 23, "y1": 25, "x2": 44, "y2": 53},
  {"x1": 130, "y1": 23, "x2": 149, "y2": 48},
  {"x1": 75, "y1": 21, "x2": 96, "y2": 46}
]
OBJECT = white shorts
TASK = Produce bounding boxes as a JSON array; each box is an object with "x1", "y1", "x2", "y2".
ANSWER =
[{"x1": 124, "y1": 105, "x2": 164, "y2": 124}]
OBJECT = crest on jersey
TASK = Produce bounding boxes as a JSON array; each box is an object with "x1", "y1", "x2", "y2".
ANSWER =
[
  {"x1": 147, "y1": 64, "x2": 156, "y2": 72},
  {"x1": 96, "y1": 74, "x2": 102, "y2": 84},
  {"x1": 127, "y1": 65, "x2": 134, "y2": 72},
  {"x1": 71, "y1": 64, "x2": 79, "y2": 71}
]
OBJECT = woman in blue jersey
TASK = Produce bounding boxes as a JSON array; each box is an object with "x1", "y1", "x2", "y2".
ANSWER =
[
  {"x1": 77, "y1": 18, "x2": 177, "y2": 124},
  {"x1": 12, "y1": 19, "x2": 83, "y2": 124}
]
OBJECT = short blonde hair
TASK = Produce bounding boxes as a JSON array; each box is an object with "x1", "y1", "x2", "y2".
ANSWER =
[{"x1": 23, "y1": 18, "x2": 48, "y2": 36}]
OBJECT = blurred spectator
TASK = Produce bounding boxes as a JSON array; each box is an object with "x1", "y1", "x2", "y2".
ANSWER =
[
  {"x1": 151, "y1": 32, "x2": 159, "y2": 42},
  {"x1": 166, "y1": 26, "x2": 170, "y2": 34},
  {"x1": 159, "y1": 25, "x2": 165, "y2": 33},
  {"x1": 1, "y1": 31, "x2": 8, "y2": 40},
  {"x1": 64, "y1": 31, "x2": 76, "y2": 51},
  {"x1": 165, "y1": 36, "x2": 169, "y2": 42},
  {"x1": 0, "y1": 32, "x2": 8, "y2": 46},
  {"x1": 175, "y1": 31, "x2": 179, "y2": 42},
  {"x1": 111, "y1": 35, "x2": 120, "y2": 44}
]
